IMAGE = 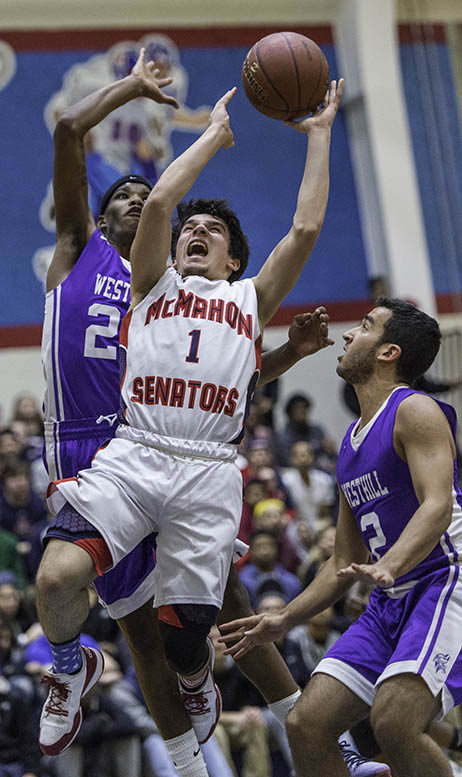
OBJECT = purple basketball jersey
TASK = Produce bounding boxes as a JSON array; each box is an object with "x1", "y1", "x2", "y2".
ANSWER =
[
  {"x1": 337, "y1": 386, "x2": 462, "y2": 589},
  {"x1": 42, "y1": 229, "x2": 131, "y2": 424},
  {"x1": 42, "y1": 230, "x2": 157, "y2": 617}
]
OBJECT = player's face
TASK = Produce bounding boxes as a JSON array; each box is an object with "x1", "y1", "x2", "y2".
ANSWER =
[
  {"x1": 337, "y1": 307, "x2": 392, "y2": 385},
  {"x1": 98, "y1": 183, "x2": 151, "y2": 236},
  {"x1": 173, "y1": 214, "x2": 240, "y2": 281}
]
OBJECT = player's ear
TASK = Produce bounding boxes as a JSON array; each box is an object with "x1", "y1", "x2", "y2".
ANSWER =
[
  {"x1": 97, "y1": 214, "x2": 106, "y2": 232},
  {"x1": 228, "y1": 257, "x2": 241, "y2": 274},
  {"x1": 377, "y1": 343, "x2": 401, "y2": 364}
]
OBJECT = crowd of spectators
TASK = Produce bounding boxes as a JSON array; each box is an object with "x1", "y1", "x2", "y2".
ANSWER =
[{"x1": 1, "y1": 384, "x2": 461, "y2": 776}]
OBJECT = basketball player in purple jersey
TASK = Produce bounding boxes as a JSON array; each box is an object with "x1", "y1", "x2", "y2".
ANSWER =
[
  {"x1": 221, "y1": 297, "x2": 462, "y2": 777},
  {"x1": 38, "y1": 48, "x2": 345, "y2": 775}
]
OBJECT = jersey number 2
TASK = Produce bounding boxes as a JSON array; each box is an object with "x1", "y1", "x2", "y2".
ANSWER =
[
  {"x1": 84, "y1": 303, "x2": 120, "y2": 360},
  {"x1": 360, "y1": 511, "x2": 387, "y2": 562}
]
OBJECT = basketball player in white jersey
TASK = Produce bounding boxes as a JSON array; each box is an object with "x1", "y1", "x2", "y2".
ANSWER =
[
  {"x1": 36, "y1": 69, "x2": 343, "y2": 774},
  {"x1": 37, "y1": 48, "x2": 347, "y2": 777}
]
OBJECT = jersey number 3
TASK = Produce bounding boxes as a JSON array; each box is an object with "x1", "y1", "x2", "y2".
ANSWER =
[{"x1": 84, "y1": 303, "x2": 120, "y2": 360}]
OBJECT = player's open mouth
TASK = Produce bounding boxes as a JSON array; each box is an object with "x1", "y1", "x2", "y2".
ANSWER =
[{"x1": 187, "y1": 240, "x2": 208, "y2": 256}]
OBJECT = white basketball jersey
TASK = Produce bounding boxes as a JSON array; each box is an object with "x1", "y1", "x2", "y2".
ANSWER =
[{"x1": 119, "y1": 267, "x2": 262, "y2": 444}]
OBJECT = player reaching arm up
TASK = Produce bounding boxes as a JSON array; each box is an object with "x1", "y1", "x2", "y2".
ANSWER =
[
  {"x1": 47, "y1": 47, "x2": 178, "y2": 291},
  {"x1": 129, "y1": 88, "x2": 237, "y2": 306},
  {"x1": 254, "y1": 79, "x2": 343, "y2": 330},
  {"x1": 219, "y1": 486, "x2": 369, "y2": 659},
  {"x1": 258, "y1": 307, "x2": 334, "y2": 386}
]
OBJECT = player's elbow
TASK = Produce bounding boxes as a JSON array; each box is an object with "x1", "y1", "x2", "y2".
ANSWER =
[
  {"x1": 291, "y1": 218, "x2": 323, "y2": 249},
  {"x1": 142, "y1": 189, "x2": 173, "y2": 219},
  {"x1": 53, "y1": 114, "x2": 81, "y2": 145}
]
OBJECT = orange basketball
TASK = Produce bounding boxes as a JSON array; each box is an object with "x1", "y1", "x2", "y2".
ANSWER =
[{"x1": 242, "y1": 31, "x2": 330, "y2": 120}]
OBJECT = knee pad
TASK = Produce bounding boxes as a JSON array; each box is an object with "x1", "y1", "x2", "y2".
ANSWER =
[
  {"x1": 158, "y1": 621, "x2": 209, "y2": 675},
  {"x1": 158, "y1": 603, "x2": 219, "y2": 675}
]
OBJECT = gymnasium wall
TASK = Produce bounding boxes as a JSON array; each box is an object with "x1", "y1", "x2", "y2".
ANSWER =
[{"x1": 1, "y1": 1, "x2": 461, "y2": 443}]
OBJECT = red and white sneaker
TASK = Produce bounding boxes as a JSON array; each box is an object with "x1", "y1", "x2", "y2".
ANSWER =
[
  {"x1": 339, "y1": 740, "x2": 391, "y2": 777},
  {"x1": 178, "y1": 637, "x2": 222, "y2": 744},
  {"x1": 39, "y1": 646, "x2": 104, "y2": 755}
]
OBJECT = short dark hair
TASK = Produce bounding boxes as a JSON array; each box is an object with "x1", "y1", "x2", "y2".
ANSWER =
[
  {"x1": 284, "y1": 393, "x2": 312, "y2": 417},
  {"x1": 171, "y1": 198, "x2": 249, "y2": 283},
  {"x1": 376, "y1": 297, "x2": 441, "y2": 384}
]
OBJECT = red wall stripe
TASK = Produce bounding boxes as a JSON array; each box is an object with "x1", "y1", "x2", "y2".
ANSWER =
[
  {"x1": 1, "y1": 25, "x2": 333, "y2": 52},
  {"x1": 1, "y1": 24, "x2": 447, "y2": 53},
  {"x1": 1, "y1": 293, "x2": 459, "y2": 349}
]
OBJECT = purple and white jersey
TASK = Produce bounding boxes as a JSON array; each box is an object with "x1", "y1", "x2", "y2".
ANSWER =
[
  {"x1": 337, "y1": 386, "x2": 462, "y2": 592},
  {"x1": 42, "y1": 229, "x2": 130, "y2": 425}
]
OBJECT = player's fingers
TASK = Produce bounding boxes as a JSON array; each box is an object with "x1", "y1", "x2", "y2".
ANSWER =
[
  {"x1": 221, "y1": 86, "x2": 238, "y2": 104},
  {"x1": 137, "y1": 47, "x2": 146, "y2": 64},
  {"x1": 218, "y1": 617, "x2": 255, "y2": 635}
]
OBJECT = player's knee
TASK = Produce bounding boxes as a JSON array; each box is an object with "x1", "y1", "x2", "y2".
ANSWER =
[
  {"x1": 370, "y1": 703, "x2": 400, "y2": 750},
  {"x1": 158, "y1": 621, "x2": 209, "y2": 675},
  {"x1": 36, "y1": 539, "x2": 94, "y2": 597}
]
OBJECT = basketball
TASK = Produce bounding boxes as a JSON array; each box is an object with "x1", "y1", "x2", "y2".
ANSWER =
[{"x1": 241, "y1": 32, "x2": 330, "y2": 121}]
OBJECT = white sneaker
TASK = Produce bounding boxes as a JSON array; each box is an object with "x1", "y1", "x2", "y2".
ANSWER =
[
  {"x1": 39, "y1": 646, "x2": 104, "y2": 755},
  {"x1": 339, "y1": 740, "x2": 391, "y2": 777},
  {"x1": 178, "y1": 637, "x2": 222, "y2": 744}
]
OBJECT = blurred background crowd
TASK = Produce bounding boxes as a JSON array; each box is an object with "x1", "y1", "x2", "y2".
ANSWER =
[{"x1": 1, "y1": 376, "x2": 461, "y2": 777}]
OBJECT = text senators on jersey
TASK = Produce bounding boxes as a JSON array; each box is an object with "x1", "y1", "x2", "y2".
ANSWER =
[{"x1": 130, "y1": 376, "x2": 239, "y2": 416}]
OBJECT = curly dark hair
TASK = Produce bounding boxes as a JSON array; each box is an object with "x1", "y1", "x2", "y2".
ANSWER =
[
  {"x1": 171, "y1": 198, "x2": 249, "y2": 283},
  {"x1": 375, "y1": 297, "x2": 441, "y2": 384}
]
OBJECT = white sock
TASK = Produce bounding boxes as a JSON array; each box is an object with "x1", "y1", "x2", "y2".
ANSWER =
[
  {"x1": 164, "y1": 729, "x2": 209, "y2": 777},
  {"x1": 338, "y1": 730, "x2": 358, "y2": 750},
  {"x1": 268, "y1": 690, "x2": 302, "y2": 727}
]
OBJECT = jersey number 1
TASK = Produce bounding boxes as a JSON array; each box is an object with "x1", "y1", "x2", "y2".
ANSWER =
[{"x1": 185, "y1": 329, "x2": 201, "y2": 363}]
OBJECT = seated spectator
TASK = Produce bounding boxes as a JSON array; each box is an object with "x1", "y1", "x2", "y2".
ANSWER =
[
  {"x1": 252, "y1": 498, "x2": 302, "y2": 574},
  {"x1": 0, "y1": 429, "x2": 25, "y2": 480},
  {"x1": 276, "y1": 393, "x2": 335, "y2": 472},
  {"x1": 288, "y1": 605, "x2": 341, "y2": 678},
  {"x1": 239, "y1": 529, "x2": 301, "y2": 609},
  {"x1": 10, "y1": 393, "x2": 44, "y2": 440},
  {"x1": 0, "y1": 672, "x2": 42, "y2": 777},
  {"x1": 0, "y1": 458, "x2": 47, "y2": 540},
  {"x1": 281, "y1": 440, "x2": 335, "y2": 532},
  {"x1": 0, "y1": 529, "x2": 28, "y2": 589},
  {"x1": 240, "y1": 438, "x2": 276, "y2": 485},
  {"x1": 0, "y1": 572, "x2": 34, "y2": 640},
  {"x1": 282, "y1": 518, "x2": 317, "y2": 577}
]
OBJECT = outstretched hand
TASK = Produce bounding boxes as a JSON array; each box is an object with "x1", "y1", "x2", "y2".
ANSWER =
[
  {"x1": 209, "y1": 87, "x2": 237, "y2": 149},
  {"x1": 217, "y1": 612, "x2": 288, "y2": 660},
  {"x1": 285, "y1": 78, "x2": 344, "y2": 135},
  {"x1": 131, "y1": 47, "x2": 180, "y2": 109},
  {"x1": 288, "y1": 307, "x2": 334, "y2": 358},
  {"x1": 337, "y1": 562, "x2": 395, "y2": 589}
]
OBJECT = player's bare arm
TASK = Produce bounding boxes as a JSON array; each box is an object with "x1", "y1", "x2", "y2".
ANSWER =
[
  {"x1": 129, "y1": 88, "x2": 236, "y2": 305},
  {"x1": 253, "y1": 79, "x2": 344, "y2": 329},
  {"x1": 337, "y1": 394, "x2": 455, "y2": 588},
  {"x1": 219, "y1": 488, "x2": 368, "y2": 658},
  {"x1": 47, "y1": 47, "x2": 179, "y2": 292},
  {"x1": 258, "y1": 307, "x2": 334, "y2": 387}
]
